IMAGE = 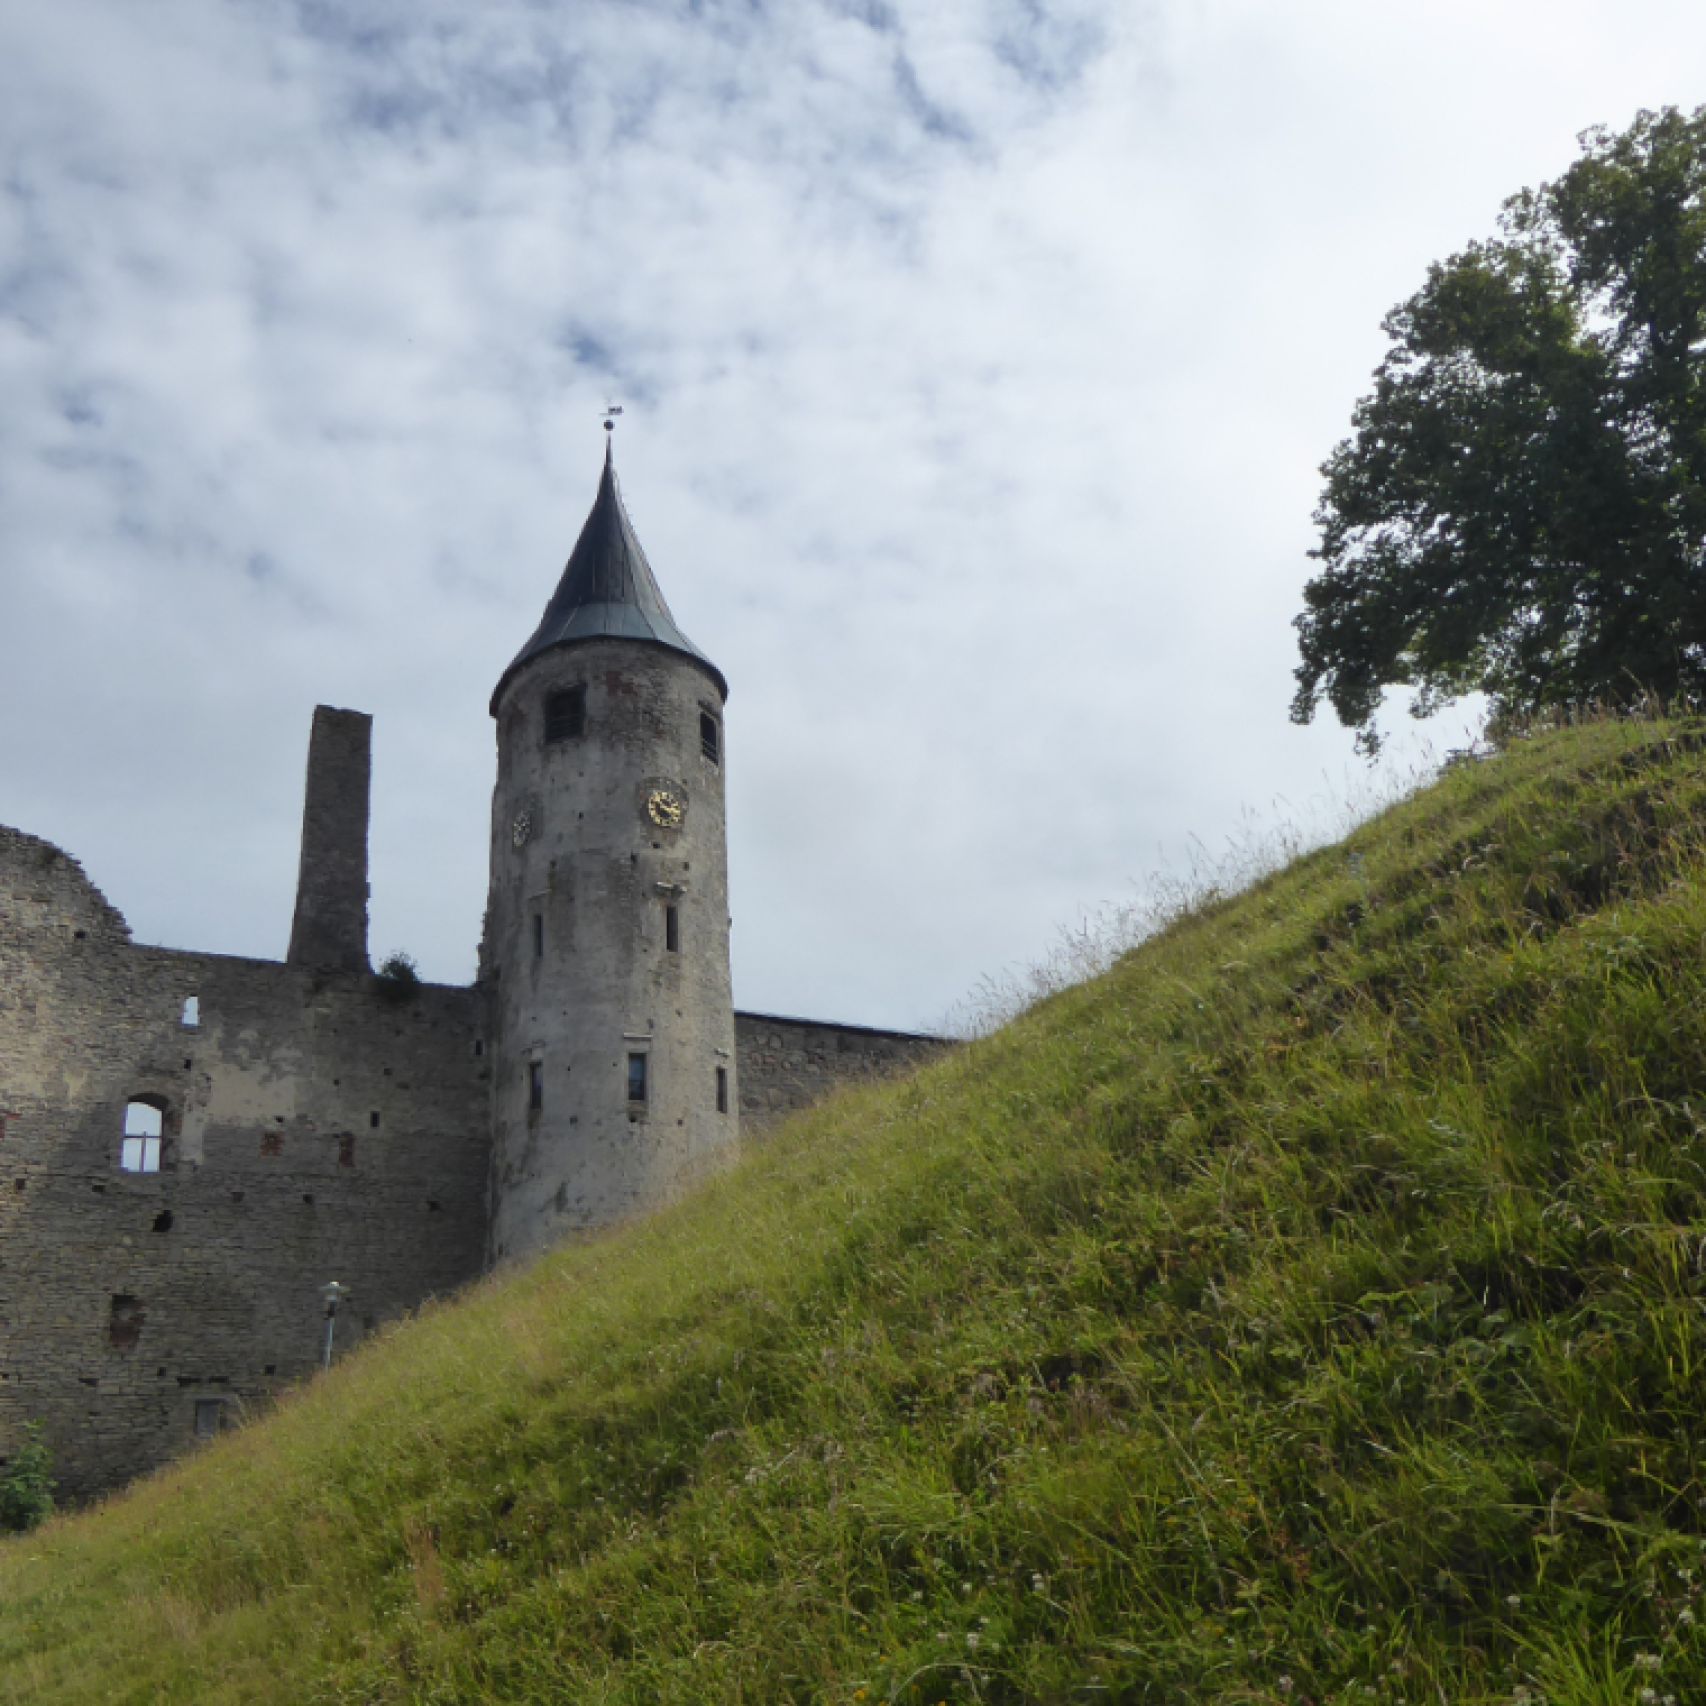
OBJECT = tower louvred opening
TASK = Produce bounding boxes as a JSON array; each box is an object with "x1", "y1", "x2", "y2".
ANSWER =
[{"x1": 545, "y1": 686, "x2": 585, "y2": 743}]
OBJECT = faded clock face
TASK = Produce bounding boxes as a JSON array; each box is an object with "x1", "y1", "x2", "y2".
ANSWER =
[
  {"x1": 511, "y1": 809, "x2": 533, "y2": 848},
  {"x1": 645, "y1": 788, "x2": 685, "y2": 829}
]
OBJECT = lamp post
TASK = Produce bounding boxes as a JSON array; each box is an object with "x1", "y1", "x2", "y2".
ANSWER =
[{"x1": 320, "y1": 1280, "x2": 349, "y2": 1370}]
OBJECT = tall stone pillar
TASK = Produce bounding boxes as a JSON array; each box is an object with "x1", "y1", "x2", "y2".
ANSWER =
[{"x1": 287, "y1": 705, "x2": 372, "y2": 973}]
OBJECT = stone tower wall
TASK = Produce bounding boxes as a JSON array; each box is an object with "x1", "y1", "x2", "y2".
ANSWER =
[
  {"x1": 0, "y1": 826, "x2": 490, "y2": 1501},
  {"x1": 287, "y1": 706, "x2": 373, "y2": 973},
  {"x1": 485, "y1": 639, "x2": 738, "y2": 1262}
]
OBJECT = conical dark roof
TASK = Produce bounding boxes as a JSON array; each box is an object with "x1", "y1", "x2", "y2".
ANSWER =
[{"x1": 491, "y1": 441, "x2": 726, "y2": 712}]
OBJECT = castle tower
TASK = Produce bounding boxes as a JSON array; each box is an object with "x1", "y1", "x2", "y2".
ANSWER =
[{"x1": 484, "y1": 438, "x2": 737, "y2": 1263}]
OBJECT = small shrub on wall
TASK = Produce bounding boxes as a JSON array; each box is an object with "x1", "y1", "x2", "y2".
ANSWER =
[{"x1": 375, "y1": 951, "x2": 420, "y2": 1005}]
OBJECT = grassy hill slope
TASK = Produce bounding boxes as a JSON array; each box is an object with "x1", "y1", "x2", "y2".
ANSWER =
[{"x1": 7, "y1": 721, "x2": 1706, "y2": 1704}]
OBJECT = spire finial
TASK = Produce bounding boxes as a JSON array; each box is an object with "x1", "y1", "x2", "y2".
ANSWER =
[{"x1": 602, "y1": 400, "x2": 623, "y2": 461}]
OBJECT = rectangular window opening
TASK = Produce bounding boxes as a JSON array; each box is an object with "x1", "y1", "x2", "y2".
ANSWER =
[
  {"x1": 194, "y1": 1398, "x2": 222, "y2": 1439},
  {"x1": 716, "y1": 1066, "x2": 728, "y2": 1114},
  {"x1": 529, "y1": 1060, "x2": 544, "y2": 1113},
  {"x1": 533, "y1": 912, "x2": 544, "y2": 958},
  {"x1": 699, "y1": 711, "x2": 720, "y2": 765},
  {"x1": 545, "y1": 685, "x2": 586, "y2": 744},
  {"x1": 627, "y1": 1053, "x2": 648, "y2": 1104},
  {"x1": 664, "y1": 904, "x2": 679, "y2": 953}
]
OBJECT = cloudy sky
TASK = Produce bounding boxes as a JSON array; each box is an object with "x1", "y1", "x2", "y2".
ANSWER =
[{"x1": 2, "y1": 0, "x2": 1701, "y2": 1031}]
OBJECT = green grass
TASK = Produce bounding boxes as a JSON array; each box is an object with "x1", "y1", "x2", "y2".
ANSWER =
[{"x1": 7, "y1": 719, "x2": 1706, "y2": 1704}]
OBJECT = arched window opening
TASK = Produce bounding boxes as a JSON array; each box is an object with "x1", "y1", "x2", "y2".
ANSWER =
[
  {"x1": 180, "y1": 996, "x2": 200, "y2": 1028},
  {"x1": 121, "y1": 1099, "x2": 166, "y2": 1173}
]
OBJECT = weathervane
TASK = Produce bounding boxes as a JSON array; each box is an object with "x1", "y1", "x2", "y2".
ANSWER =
[{"x1": 603, "y1": 400, "x2": 624, "y2": 436}]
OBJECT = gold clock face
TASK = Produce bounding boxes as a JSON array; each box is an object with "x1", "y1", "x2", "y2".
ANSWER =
[
  {"x1": 646, "y1": 788, "x2": 685, "y2": 829},
  {"x1": 511, "y1": 809, "x2": 533, "y2": 848}
]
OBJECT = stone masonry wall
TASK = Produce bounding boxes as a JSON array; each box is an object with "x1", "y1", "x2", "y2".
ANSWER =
[
  {"x1": 735, "y1": 1011, "x2": 948, "y2": 1134},
  {"x1": 0, "y1": 823, "x2": 945, "y2": 1503},
  {"x1": 0, "y1": 826, "x2": 490, "y2": 1501}
]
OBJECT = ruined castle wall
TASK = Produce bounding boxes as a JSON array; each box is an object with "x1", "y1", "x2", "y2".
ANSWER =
[
  {"x1": 734, "y1": 1011, "x2": 947, "y2": 1134},
  {"x1": 0, "y1": 827, "x2": 490, "y2": 1501},
  {"x1": 0, "y1": 823, "x2": 945, "y2": 1502}
]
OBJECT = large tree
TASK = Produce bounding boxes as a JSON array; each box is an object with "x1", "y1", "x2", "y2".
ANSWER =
[{"x1": 1292, "y1": 107, "x2": 1706, "y2": 752}]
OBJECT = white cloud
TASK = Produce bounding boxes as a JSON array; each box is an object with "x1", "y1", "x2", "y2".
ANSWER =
[{"x1": 1, "y1": 0, "x2": 1699, "y2": 1027}]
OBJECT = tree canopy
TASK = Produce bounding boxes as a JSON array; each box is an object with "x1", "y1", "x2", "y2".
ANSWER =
[{"x1": 1292, "y1": 107, "x2": 1706, "y2": 751}]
